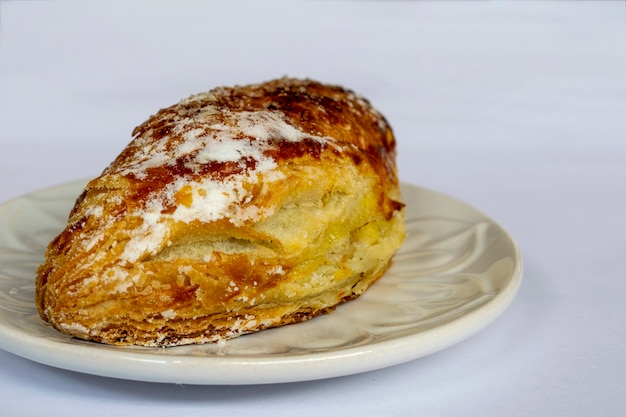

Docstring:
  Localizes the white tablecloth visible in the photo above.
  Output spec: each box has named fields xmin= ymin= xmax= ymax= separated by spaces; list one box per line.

xmin=1 ymin=1 xmax=625 ymax=416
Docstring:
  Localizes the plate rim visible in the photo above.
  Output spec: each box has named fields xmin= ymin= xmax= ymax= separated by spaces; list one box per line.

xmin=0 ymin=180 xmax=523 ymax=385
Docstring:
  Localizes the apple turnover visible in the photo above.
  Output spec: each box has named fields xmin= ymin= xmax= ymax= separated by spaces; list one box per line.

xmin=35 ymin=77 xmax=405 ymax=346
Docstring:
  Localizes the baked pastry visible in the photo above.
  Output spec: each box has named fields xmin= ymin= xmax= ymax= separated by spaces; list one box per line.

xmin=35 ymin=77 xmax=405 ymax=346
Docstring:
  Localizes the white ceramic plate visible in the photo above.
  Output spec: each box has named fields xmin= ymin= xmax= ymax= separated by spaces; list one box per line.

xmin=0 ymin=180 xmax=522 ymax=385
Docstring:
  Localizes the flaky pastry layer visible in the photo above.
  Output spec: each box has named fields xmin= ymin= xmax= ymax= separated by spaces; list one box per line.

xmin=36 ymin=78 xmax=405 ymax=346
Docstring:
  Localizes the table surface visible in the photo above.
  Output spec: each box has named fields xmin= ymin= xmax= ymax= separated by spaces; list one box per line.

xmin=1 ymin=1 xmax=625 ymax=416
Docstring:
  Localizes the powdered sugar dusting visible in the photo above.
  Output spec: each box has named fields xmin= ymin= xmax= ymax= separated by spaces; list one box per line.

xmin=195 ymin=138 xmax=261 ymax=164
xmin=237 ymin=111 xmax=311 ymax=142
xmin=110 ymin=108 xmax=333 ymax=263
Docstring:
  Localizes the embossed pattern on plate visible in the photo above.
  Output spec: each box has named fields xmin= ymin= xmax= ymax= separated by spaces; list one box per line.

xmin=0 ymin=181 xmax=522 ymax=384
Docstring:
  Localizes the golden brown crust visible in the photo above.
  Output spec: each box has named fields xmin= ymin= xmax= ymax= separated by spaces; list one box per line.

xmin=36 ymin=77 xmax=405 ymax=346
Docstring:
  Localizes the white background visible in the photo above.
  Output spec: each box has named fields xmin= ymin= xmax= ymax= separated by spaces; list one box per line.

xmin=1 ymin=1 xmax=625 ymax=416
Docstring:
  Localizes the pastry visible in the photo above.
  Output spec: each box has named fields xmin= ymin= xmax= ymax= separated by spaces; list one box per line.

xmin=35 ymin=77 xmax=405 ymax=346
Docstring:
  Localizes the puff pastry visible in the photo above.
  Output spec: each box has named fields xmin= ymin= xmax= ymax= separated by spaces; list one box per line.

xmin=35 ymin=78 xmax=405 ymax=346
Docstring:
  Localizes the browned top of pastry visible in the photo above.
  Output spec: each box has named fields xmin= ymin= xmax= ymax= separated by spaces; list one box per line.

xmin=105 ymin=77 xmax=398 ymax=204
xmin=44 ymin=77 xmax=402 ymax=271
